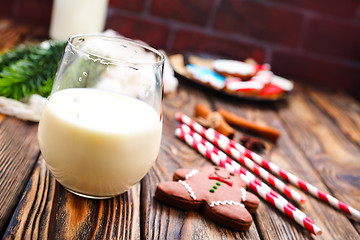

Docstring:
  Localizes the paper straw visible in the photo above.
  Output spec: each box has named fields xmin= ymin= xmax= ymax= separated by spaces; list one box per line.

xmin=176 ymin=111 xmax=360 ymax=222
xmin=178 ymin=124 xmax=312 ymax=222
xmin=175 ymin=126 xmax=322 ymax=235
xmin=176 ymin=112 xmax=305 ymax=204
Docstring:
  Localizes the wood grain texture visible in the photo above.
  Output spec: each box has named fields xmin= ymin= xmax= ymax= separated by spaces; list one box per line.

xmin=0 ymin=117 xmax=40 ymax=236
xmin=0 ymin=114 xmax=6 ymax=124
xmin=306 ymin=87 xmax=360 ymax=146
xmin=3 ymin=158 xmax=141 ymax=240
xmin=0 ymin=19 xmax=48 ymax=52
xmin=0 ymin=80 xmax=359 ymax=239
xmin=274 ymin=85 xmax=360 ymax=239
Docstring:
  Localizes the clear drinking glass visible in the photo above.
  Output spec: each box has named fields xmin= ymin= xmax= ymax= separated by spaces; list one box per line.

xmin=38 ymin=35 xmax=164 ymax=199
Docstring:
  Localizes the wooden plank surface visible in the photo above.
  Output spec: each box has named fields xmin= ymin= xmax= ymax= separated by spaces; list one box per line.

xmin=0 ymin=20 xmax=46 ymax=236
xmin=0 ymin=117 xmax=40 ymax=236
xmin=0 ymin=19 xmax=48 ymax=52
xmin=3 ymin=158 xmax=141 ymax=240
xmin=2 ymin=74 xmax=359 ymax=240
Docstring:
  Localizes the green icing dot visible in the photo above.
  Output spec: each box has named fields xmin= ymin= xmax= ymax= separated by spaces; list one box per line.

xmin=213 ymin=185 xmax=218 ymax=189
xmin=216 ymin=182 xmax=221 ymax=186
xmin=210 ymin=189 xmax=215 ymax=193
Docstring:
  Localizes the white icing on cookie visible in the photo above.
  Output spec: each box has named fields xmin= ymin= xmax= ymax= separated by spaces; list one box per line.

xmin=185 ymin=169 xmax=199 ymax=180
xmin=225 ymin=78 xmax=264 ymax=92
xmin=210 ymin=200 xmax=245 ymax=208
xmin=251 ymin=70 xmax=273 ymax=84
xmin=241 ymin=187 xmax=247 ymax=202
xmin=271 ymin=75 xmax=294 ymax=91
xmin=178 ymin=180 xmax=197 ymax=200
xmin=212 ymin=60 xmax=256 ymax=76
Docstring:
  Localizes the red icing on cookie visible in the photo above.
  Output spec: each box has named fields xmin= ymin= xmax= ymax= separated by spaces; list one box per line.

xmin=208 ymin=173 xmax=233 ymax=186
xmin=259 ymin=83 xmax=284 ymax=96
xmin=255 ymin=63 xmax=270 ymax=73
xmin=225 ymin=78 xmax=264 ymax=93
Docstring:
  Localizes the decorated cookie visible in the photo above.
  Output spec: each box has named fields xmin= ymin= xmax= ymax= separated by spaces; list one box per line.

xmin=257 ymin=74 xmax=294 ymax=99
xmin=224 ymin=70 xmax=293 ymax=100
xmin=258 ymin=83 xmax=285 ymax=99
xmin=185 ymin=64 xmax=226 ymax=89
xmin=254 ymin=63 xmax=271 ymax=73
xmin=212 ymin=59 xmax=257 ymax=79
xmin=224 ymin=70 xmax=272 ymax=94
xmin=155 ymin=166 xmax=260 ymax=231
xmin=224 ymin=78 xmax=264 ymax=94
xmin=251 ymin=70 xmax=273 ymax=85
xmin=271 ymin=75 xmax=294 ymax=92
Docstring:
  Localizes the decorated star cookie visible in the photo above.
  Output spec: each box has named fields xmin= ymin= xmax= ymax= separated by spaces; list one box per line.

xmin=155 ymin=166 xmax=260 ymax=231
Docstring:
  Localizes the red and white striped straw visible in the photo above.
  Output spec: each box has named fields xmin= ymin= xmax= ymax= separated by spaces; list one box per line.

xmin=180 ymin=121 xmax=305 ymax=205
xmin=175 ymin=126 xmax=322 ymax=235
xmin=178 ymin=124 xmax=312 ymax=222
xmin=176 ymin=112 xmax=304 ymax=204
xmin=176 ymin=112 xmax=360 ymax=222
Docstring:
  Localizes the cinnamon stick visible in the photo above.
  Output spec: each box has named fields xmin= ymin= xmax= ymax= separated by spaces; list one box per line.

xmin=194 ymin=104 xmax=235 ymax=139
xmin=218 ymin=109 xmax=281 ymax=142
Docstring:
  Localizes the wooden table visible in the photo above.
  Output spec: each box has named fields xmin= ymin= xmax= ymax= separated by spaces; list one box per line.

xmin=1 ymin=20 xmax=360 ymax=239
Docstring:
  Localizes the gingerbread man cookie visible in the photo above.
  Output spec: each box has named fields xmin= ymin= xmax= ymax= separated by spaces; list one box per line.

xmin=155 ymin=166 xmax=260 ymax=231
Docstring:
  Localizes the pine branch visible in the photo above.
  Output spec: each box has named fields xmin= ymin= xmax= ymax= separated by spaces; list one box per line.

xmin=0 ymin=43 xmax=39 ymax=72
xmin=0 ymin=41 xmax=66 ymax=101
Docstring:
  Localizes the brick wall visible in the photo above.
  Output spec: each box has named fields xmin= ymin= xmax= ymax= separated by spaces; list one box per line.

xmin=0 ymin=0 xmax=52 ymax=24
xmin=2 ymin=0 xmax=360 ymax=97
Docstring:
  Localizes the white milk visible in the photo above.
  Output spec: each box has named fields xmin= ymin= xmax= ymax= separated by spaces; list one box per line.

xmin=38 ymin=88 xmax=162 ymax=197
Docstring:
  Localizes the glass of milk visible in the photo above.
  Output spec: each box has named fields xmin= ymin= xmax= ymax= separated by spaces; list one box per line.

xmin=38 ymin=35 xmax=164 ymax=199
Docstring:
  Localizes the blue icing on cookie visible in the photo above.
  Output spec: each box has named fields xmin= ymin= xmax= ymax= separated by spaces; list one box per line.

xmin=186 ymin=64 xmax=225 ymax=89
